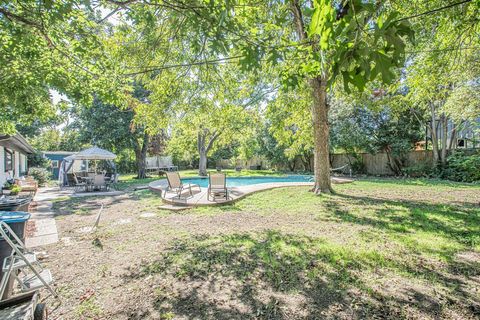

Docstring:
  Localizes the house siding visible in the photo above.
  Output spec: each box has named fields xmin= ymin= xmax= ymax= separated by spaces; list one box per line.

xmin=14 ymin=151 xmax=20 ymax=178
xmin=0 ymin=148 xmax=27 ymax=186
xmin=0 ymin=134 xmax=34 ymax=187
xmin=0 ymin=147 xmax=5 ymax=187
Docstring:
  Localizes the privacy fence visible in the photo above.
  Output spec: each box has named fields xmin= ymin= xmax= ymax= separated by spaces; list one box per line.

xmin=329 ymin=150 xmax=433 ymax=175
xmin=216 ymin=149 xmax=478 ymax=176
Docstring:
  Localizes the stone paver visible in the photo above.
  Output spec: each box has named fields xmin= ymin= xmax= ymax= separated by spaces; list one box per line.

xmin=25 ymin=187 xmax=63 ymax=248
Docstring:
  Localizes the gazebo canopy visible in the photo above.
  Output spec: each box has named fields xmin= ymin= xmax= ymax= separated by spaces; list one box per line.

xmin=58 ymin=146 xmax=117 ymax=187
xmin=72 ymin=146 xmax=116 ymax=160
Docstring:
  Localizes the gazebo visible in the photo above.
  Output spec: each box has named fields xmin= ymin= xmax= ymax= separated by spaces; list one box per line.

xmin=58 ymin=146 xmax=117 ymax=187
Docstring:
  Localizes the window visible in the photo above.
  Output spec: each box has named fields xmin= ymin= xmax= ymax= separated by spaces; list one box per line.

xmin=4 ymin=149 xmax=13 ymax=171
xmin=51 ymin=160 xmax=59 ymax=168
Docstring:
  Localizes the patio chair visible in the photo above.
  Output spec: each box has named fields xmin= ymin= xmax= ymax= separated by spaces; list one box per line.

xmin=207 ymin=172 xmax=228 ymax=201
xmin=93 ymin=174 xmax=106 ymax=191
xmin=73 ymin=174 xmax=87 ymax=192
xmin=165 ymin=172 xmax=200 ymax=199
xmin=105 ymin=173 xmax=119 ymax=190
xmin=66 ymin=173 xmax=76 ymax=187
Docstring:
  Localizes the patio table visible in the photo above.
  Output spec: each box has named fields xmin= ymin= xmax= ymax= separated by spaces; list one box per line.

xmin=79 ymin=176 xmax=94 ymax=192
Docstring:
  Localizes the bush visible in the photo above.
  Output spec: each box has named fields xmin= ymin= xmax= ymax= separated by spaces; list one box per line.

xmin=442 ymin=151 xmax=480 ymax=183
xmin=402 ymin=161 xmax=434 ymax=178
xmin=350 ymin=156 xmax=366 ymax=174
xmin=28 ymin=167 xmax=51 ymax=186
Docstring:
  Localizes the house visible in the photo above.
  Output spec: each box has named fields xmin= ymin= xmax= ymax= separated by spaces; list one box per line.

xmin=427 ymin=117 xmax=480 ymax=150
xmin=42 ymin=151 xmax=86 ymax=179
xmin=0 ymin=133 xmax=35 ymax=187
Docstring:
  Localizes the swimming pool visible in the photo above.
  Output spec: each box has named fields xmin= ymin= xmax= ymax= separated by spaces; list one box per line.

xmin=181 ymin=175 xmax=313 ymax=188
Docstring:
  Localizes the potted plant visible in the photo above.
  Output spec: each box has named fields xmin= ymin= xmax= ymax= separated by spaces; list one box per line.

xmin=2 ymin=179 xmax=21 ymax=195
xmin=10 ymin=185 xmax=22 ymax=196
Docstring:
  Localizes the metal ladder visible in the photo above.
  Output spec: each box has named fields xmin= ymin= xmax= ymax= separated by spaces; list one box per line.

xmin=0 ymin=221 xmax=58 ymax=300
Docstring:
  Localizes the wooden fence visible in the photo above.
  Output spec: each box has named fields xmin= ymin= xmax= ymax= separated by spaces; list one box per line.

xmin=217 ymin=149 xmax=476 ymax=176
xmin=274 ymin=150 xmax=436 ymax=175
xmin=330 ymin=150 xmax=433 ymax=175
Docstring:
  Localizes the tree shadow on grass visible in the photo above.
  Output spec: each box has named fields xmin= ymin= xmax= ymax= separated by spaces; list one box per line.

xmin=321 ymin=193 xmax=480 ymax=315
xmin=354 ymin=177 xmax=480 ymax=189
xmin=323 ymin=193 xmax=480 ymax=249
xmin=119 ymin=230 xmax=476 ymax=319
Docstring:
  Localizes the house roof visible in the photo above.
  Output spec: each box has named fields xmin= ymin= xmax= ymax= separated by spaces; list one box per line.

xmin=42 ymin=151 xmax=77 ymax=155
xmin=0 ymin=133 xmax=35 ymax=154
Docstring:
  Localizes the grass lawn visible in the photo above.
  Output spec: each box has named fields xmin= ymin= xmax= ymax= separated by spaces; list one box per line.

xmin=46 ymin=178 xmax=479 ymax=319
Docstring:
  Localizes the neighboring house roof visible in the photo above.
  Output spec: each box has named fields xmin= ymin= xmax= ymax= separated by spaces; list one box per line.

xmin=0 ymin=133 xmax=35 ymax=154
xmin=42 ymin=151 xmax=77 ymax=156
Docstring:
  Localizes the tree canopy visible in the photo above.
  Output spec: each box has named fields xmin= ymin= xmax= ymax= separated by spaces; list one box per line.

xmin=2 ymin=0 xmax=479 ymax=183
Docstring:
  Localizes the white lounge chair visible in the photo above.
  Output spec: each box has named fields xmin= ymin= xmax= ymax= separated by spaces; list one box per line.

xmin=208 ymin=172 xmax=228 ymax=201
xmin=165 ymin=172 xmax=200 ymax=198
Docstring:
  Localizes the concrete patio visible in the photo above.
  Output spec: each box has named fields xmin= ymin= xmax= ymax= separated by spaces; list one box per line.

xmin=149 ymin=177 xmax=354 ymax=209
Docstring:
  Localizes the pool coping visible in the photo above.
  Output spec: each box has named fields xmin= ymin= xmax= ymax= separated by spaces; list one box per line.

xmin=149 ymin=176 xmax=354 ymax=209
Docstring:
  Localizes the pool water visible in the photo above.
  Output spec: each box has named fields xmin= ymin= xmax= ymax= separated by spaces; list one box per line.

xmin=181 ymin=175 xmax=312 ymax=188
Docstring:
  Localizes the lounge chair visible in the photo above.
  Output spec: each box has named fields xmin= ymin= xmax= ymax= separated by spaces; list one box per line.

xmin=207 ymin=172 xmax=228 ymax=201
xmin=165 ymin=172 xmax=200 ymax=198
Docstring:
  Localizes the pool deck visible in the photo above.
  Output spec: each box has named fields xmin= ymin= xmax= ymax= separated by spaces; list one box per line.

xmin=149 ymin=177 xmax=354 ymax=209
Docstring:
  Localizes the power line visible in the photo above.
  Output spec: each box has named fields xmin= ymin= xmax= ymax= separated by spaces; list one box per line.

xmin=406 ymin=46 xmax=480 ymax=54
xmin=393 ymin=0 xmax=473 ymax=23
xmin=123 ymin=55 xmax=245 ymax=76
xmin=122 ymin=0 xmax=479 ymax=76
xmin=123 ymin=45 xmax=479 ymax=76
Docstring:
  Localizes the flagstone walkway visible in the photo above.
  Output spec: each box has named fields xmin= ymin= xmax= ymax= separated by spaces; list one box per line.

xmin=24 ymin=187 xmax=125 ymax=247
xmin=25 ymin=187 xmax=66 ymax=248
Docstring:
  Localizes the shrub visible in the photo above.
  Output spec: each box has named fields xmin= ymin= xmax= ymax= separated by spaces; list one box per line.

xmin=442 ymin=151 xmax=480 ymax=183
xmin=402 ymin=161 xmax=434 ymax=178
xmin=350 ymin=155 xmax=366 ymax=174
xmin=28 ymin=167 xmax=51 ymax=186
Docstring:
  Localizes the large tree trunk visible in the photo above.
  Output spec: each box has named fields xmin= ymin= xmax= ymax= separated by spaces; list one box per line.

xmin=309 ymin=77 xmax=332 ymax=193
xmin=291 ymin=0 xmax=331 ymax=194
xmin=197 ymin=129 xmax=220 ymax=176
xmin=198 ymin=148 xmax=208 ymax=176
xmin=134 ymin=133 xmax=149 ymax=179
